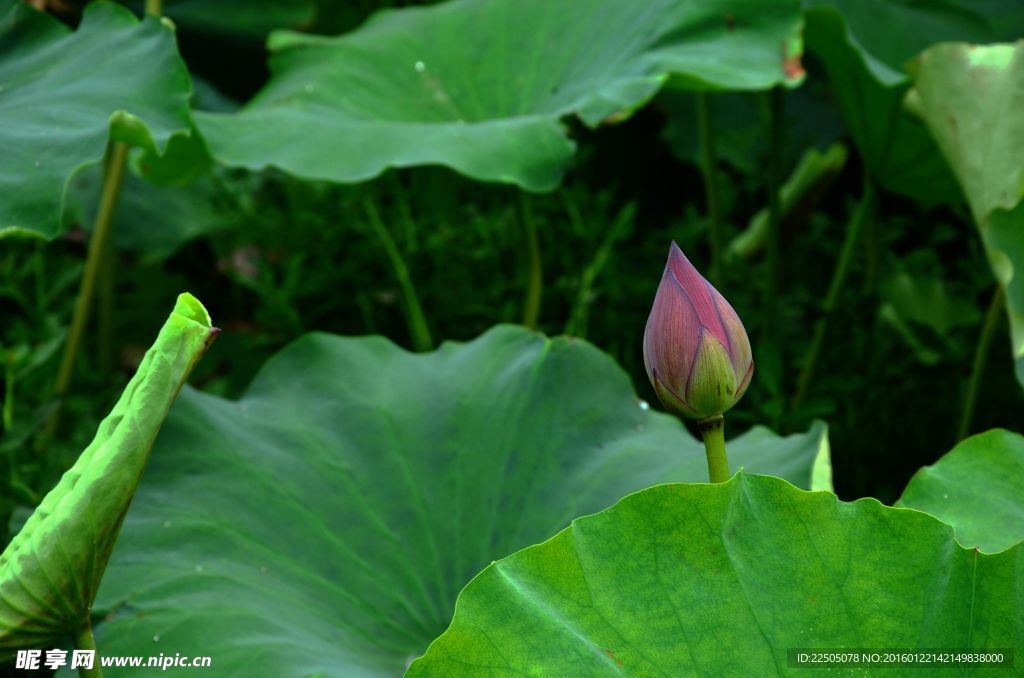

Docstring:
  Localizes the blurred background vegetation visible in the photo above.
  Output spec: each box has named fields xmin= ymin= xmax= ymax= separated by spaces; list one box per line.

xmin=3 ymin=0 xmax=1024 ymax=539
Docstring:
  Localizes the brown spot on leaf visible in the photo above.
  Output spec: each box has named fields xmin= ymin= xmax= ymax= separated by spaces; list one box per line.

xmin=725 ymin=13 xmax=735 ymax=31
xmin=601 ymin=110 xmax=630 ymax=126
xmin=783 ymin=52 xmax=805 ymax=80
xmin=205 ymin=327 xmax=222 ymax=348
xmin=604 ymin=649 xmax=624 ymax=667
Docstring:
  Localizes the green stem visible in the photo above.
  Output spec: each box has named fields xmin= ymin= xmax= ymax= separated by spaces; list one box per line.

xmin=862 ymin=93 xmax=903 ymax=292
xmin=3 ymin=354 xmax=13 ymax=433
xmin=698 ymin=415 xmax=730 ymax=483
xmin=364 ymin=200 xmax=433 ymax=352
xmin=564 ymin=203 xmax=636 ymax=338
xmin=356 ymin=292 xmax=377 ymax=334
xmin=34 ymin=240 xmax=46 ymax=315
xmin=957 ymin=286 xmax=1004 ymax=441
xmin=74 ymin=618 xmax=104 ymax=678
xmin=862 ymin=196 xmax=881 ymax=293
xmin=792 ymin=172 xmax=876 ymax=410
xmin=764 ymin=87 xmax=784 ymax=347
xmin=97 ymin=234 xmax=115 ymax=378
xmin=49 ymin=141 xmax=128 ymax=429
xmin=144 ymin=0 xmax=162 ymax=15
xmin=520 ymin=194 xmax=543 ymax=329
xmin=389 ymin=174 xmax=419 ymax=252
xmin=696 ymin=92 xmax=722 ymax=284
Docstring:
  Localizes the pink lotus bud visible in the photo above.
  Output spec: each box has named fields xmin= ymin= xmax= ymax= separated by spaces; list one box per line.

xmin=643 ymin=242 xmax=753 ymax=420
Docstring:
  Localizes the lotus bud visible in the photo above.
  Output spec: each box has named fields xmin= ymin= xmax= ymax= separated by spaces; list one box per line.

xmin=643 ymin=242 xmax=753 ymax=421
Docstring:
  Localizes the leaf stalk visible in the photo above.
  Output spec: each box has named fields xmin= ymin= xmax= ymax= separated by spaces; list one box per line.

xmin=364 ymin=200 xmax=433 ymax=352
xmin=520 ymin=194 xmax=543 ymax=329
xmin=792 ymin=171 xmax=876 ymax=410
xmin=764 ymin=87 xmax=784 ymax=349
xmin=73 ymin=618 xmax=104 ymax=678
xmin=47 ymin=141 xmax=129 ymax=440
xmin=957 ymin=286 xmax=1004 ymax=441
xmin=696 ymin=92 xmax=722 ymax=284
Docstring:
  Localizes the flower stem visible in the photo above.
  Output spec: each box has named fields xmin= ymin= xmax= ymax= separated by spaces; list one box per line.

xmin=520 ymin=194 xmax=543 ymax=329
xmin=792 ymin=171 xmax=876 ymax=410
xmin=696 ymin=92 xmax=722 ymax=284
xmin=957 ymin=286 xmax=1004 ymax=441
xmin=74 ymin=618 xmax=104 ymax=678
xmin=698 ymin=415 xmax=730 ymax=483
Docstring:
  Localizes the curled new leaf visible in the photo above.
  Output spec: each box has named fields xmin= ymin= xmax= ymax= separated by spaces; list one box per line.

xmin=0 ymin=294 xmax=217 ymax=654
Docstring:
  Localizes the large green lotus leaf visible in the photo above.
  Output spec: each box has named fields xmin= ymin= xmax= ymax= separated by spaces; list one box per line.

xmin=409 ymin=473 xmax=1023 ymax=675
xmin=802 ymin=7 xmax=960 ymax=204
xmin=131 ymin=76 xmax=238 ymax=187
xmin=803 ymin=1 xmax=999 ymax=83
xmin=91 ymin=326 xmax=826 ymax=676
xmin=0 ymin=0 xmax=195 ymax=239
xmin=908 ymin=43 xmax=1024 ymax=223
xmin=907 ymin=43 xmax=1024 ymax=385
xmin=195 ymin=0 xmax=804 ymax=191
xmin=801 ymin=2 xmax=1024 ymax=203
xmin=0 ymin=294 xmax=216 ymax=655
xmin=898 ymin=430 xmax=1024 ymax=554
